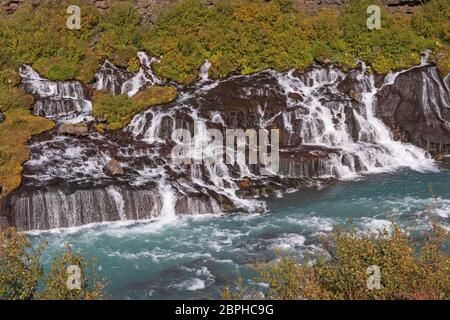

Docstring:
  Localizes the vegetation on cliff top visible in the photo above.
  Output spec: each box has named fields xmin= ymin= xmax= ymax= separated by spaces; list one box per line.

xmin=93 ymin=86 xmax=177 ymax=130
xmin=224 ymin=220 xmax=450 ymax=300
xmin=146 ymin=0 xmax=449 ymax=82
xmin=0 ymin=228 xmax=105 ymax=300
xmin=0 ymin=0 xmax=448 ymax=83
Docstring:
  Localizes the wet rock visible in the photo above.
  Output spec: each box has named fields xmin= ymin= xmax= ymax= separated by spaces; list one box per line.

xmin=375 ymin=65 xmax=450 ymax=155
xmin=337 ymin=69 xmax=364 ymax=102
xmin=58 ymin=122 xmax=89 ymax=137
xmin=288 ymin=92 xmax=303 ymax=102
xmin=103 ymin=159 xmax=125 ymax=176
xmin=348 ymin=89 xmax=362 ymax=103
xmin=437 ymin=154 xmax=450 ymax=169
xmin=238 ymin=178 xmax=251 ymax=189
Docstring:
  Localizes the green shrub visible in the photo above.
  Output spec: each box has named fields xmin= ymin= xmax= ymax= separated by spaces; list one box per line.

xmin=1 ymin=0 xmax=448 ymax=82
xmin=0 ymin=109 xmax=54 ymax=195
xmin=0 ymin=228 xmax=105 ymax=300
xmin=224 ymin=221 xmax=449 ymax=300
xmin=0 ymin=0 xmax=100 ymax=82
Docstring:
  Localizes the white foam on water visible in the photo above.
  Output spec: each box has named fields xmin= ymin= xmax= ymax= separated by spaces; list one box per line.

xmin=106 ymin=186 xmax=127 ymax=220
xmin=359 ymin=218 xmax=392 ymax=234
xmin=269 ymin=233 xmax=306 ymax=250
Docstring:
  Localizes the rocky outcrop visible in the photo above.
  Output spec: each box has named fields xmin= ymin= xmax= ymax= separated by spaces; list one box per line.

xmin=58 ymin=122 xmax=89 ymax=137
xmin=375 ymin=65 xmax=450 ymax=155
xmin=103 ymin=158 xmax=125 ymax=176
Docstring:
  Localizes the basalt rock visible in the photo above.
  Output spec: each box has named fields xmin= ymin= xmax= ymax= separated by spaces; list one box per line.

xmin=103 ymin=158 xmax=125 ymax=176
xmin=58 ymin=122 xmax=89 ymax=137
xmin=375 ymin=65 xmax=450 ymax=155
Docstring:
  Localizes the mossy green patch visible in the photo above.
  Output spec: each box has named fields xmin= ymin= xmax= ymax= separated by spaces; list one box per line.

xmin=92 ymin=86 xmax=177 ymax=130
xmin=0 ymin=109 xmax=54 ymax=195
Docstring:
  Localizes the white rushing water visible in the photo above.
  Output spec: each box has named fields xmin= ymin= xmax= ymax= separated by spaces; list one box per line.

xmin=19 ymin=65 xmax=93 ymax=123
xmin=275 ymin=63 xmax=437 ymax=178
xmin=92 ymin=51 xmax=162 ymax=97
xmin=14 ymin=52 xmax=446 ymax=230
xmin=121 ymin=52 xmax=162 ymax=96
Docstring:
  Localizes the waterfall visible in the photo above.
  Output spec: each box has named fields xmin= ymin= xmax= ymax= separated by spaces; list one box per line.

xmin=19 ymin=65 xmax=92 ymax=123
xmin=93 ymin=52 xmax=162 ymax=97
xmin=157 ymin=177 xmax=177 ymax=221
xmin=7 ymin=54 xmax=446 ymax=231
xmin=199 ymin=60 xmax=212 ymax=82
xmin=107 ymin=186 xmax=126 ymax=220
xmin=92 ymin=60 xmax=133 ymax=95
xmin=121 ymin=52 xmax=162 ymax=96
xmin=275 ymin=64 xmax=436 ymax=178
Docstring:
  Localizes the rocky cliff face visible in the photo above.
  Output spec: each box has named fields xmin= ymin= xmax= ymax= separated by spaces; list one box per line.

xmin=375 ymin=65 xmax=450 ymax=155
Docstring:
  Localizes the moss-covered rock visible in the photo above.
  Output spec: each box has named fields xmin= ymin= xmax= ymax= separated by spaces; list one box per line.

xmin=0 ymin=109 xmax=54 ymax=195
xmin=92 ymin=86 xmax=177 ymax=130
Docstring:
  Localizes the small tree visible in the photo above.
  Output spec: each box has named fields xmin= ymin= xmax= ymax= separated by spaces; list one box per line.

xmin=38 ymin=245 xmax=105 ymax=300
xmin=0 ymin=228 xmax=106 ymax=300
xmin=0 ymin=228 xmax=44 ymax=300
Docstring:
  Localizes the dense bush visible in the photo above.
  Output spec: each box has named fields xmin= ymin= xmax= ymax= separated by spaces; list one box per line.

xmin=146 ymin=0 xmax=449 ymax=82
xmin=0 ymin=0 xmax=100 ymax=82
xmin=0 ymin=0 xmax=448 ymax=82
xmin=223 ymin=221 xmax=449 ymax=300
xmin=0 ymin=0 xmax=146 ymax=82
xmin=0 ymin=228 xmax=105 ymax=300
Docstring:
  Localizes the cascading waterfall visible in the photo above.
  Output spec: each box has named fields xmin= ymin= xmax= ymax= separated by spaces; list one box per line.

xmin=93 ymin=51 xmax=162 ymax=97
xmin=92 ymin=60 xmax=133 ymax=95
xmin=19 ymin=65 xmax=92 ymax=123
xmin=199 ymin=60 xmax=212 ymax=82
xmin=121 ymin=52 xmax=162 ymax=96
xmin=106 ymin=186 xmax=126 ymax=221
xmin=157 ymin=177 xmax=177 ymax=222
xmin=5 ymin=52 xmax=446 ymax=231
xmin=275 ymin=64 xmax=436 ymax=178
